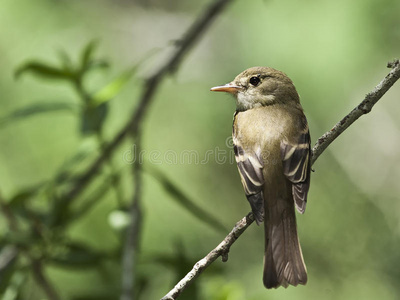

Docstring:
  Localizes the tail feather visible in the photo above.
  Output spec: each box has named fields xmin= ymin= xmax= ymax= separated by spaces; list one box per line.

xmin=263 ymin=195 xmax=307 ymax=289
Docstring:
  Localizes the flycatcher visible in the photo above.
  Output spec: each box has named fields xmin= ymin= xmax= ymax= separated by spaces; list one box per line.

xmin=210 ymin=67 xmax=311 ymax=288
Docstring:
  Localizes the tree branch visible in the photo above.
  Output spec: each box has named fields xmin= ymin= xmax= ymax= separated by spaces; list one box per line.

xmin=160 ymin=59 xmax=400 ymax=299
xmin=121 ymin=134 xmax=144 ymax=300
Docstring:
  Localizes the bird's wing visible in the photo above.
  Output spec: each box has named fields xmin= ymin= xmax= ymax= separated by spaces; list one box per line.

xmin=280 ymin=127 xmax=311 ymax=214
xmin=233 ymin=141 xmax=265 ymax=224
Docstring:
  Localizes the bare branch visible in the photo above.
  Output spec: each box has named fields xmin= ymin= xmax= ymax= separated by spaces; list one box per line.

xmin=311 ymin=59 xmax=400 ymax=165
xmin=160 ymin=59 xmax=400 ymax=299
xmin=121 ymin=134 xmax=144 ymax=300
xmin=161 ymin=213 xmax=255 ymax=300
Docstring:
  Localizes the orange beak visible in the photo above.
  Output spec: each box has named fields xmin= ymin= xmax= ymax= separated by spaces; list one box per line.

xmin=210 ymin=82 xmax=242 ymax=94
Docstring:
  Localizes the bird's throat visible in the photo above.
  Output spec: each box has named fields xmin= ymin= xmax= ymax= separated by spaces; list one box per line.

xmin=235 ymin=92 xmax=276 ymax=111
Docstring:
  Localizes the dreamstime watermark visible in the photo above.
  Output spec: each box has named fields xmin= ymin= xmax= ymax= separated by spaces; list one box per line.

xmin=122 ymin=136 xmax=275 ymax=165
xmin=123 ymin=137 xmax=234 ymax=165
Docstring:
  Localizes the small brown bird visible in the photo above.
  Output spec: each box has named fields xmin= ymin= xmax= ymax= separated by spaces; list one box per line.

xmin=210 ymin=67 xmax=311 ymax=289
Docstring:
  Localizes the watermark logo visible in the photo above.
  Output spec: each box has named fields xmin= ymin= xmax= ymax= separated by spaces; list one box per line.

xmin=122 ymin=136 xmax=277 ymax=165
xmin=122 ymin=136 xmax=236 ymax=165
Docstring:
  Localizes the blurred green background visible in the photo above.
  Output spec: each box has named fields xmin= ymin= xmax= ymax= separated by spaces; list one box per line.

xmin=1 ymin=0 xmax=400 ymax=299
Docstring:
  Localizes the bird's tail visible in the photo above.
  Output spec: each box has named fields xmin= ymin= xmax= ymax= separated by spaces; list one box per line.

xmin=263 ymin=195 xmax=307 ymax=288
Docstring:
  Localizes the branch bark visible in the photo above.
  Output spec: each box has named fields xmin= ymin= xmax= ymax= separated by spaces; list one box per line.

xmin=160 ymin=59 xmax=400 ymax=300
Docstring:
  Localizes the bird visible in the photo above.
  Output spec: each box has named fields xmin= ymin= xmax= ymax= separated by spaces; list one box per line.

xmin=210 ymin=67 xmax=311 ymax=289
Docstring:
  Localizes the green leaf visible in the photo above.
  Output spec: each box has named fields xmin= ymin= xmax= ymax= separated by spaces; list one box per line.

xmin=91 ymin=67 xmax=136 ymax=107
xmin=57 ymin=49 xmax=74 ymax=73
xmin=14 ymin=61 xmax=73 ymax=81
xmin=0 ymin=246 xmax=19 ymax=295
xmin=67 ymin=170 xmax=123 ymax=225
xmin=2 ymin=231 xmax=36 ymax=247
xmin=80 ymin=102 xmax=108 ymax=134
xmin=49 ymin=242 xmax=106 ymax=269
xmin=1 ymin=269 xmax=26 ymax=300
xmin=147 ymin=167 xmax=228 ymax=233
xmin=0 ymin=102 xmax=79 ymax=128
xmin=80 ymin=39 xmax=99 ymax=70
xmin=5 ymin=183 xmax=47 ymax=223
xmin=79 ymin=40 xmax=110 ymax=76
xmin=86 ymin=59 xmax=110 ymax=72
xmin=8 ymin=183 xmax=46 ymax=209
xmin=53 ymin=139 xmax=99 ymax=185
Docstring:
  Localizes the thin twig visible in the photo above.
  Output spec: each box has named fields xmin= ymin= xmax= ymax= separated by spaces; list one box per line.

xmin=160 ymin=59 xmax=400 ymax=299
xmin=31 ymin=260 xmax=61 ymax=300
xmin=311 ymin=59 xmax=400 ymax=165
xmin=0 ymin=193 xmax=19 ymax=232
xmin=121 ymin=134 xmax=143 ymax=300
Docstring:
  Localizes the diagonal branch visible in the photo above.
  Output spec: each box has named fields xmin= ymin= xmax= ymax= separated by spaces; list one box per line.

xmin=160 ymin=59 xmax=400 ymax=300
xmin=311 ymin=59 xmax=400 ymax=165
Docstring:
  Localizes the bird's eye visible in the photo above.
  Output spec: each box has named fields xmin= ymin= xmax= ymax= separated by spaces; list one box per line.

xmin=249 ymin=76 xmax=261 ymax=86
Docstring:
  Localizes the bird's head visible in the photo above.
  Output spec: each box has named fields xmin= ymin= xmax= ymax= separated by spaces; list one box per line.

xmin=210 ymin=66 xmax=300 ymax=111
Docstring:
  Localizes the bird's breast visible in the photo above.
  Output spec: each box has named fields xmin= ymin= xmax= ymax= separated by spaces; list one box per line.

xmin=233 ymin=106 xmax=292 ymax=156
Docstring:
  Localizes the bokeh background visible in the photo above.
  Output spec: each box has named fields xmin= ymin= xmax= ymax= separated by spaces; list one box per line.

xmin=1 ymin=0 xmax=400 ymax=299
